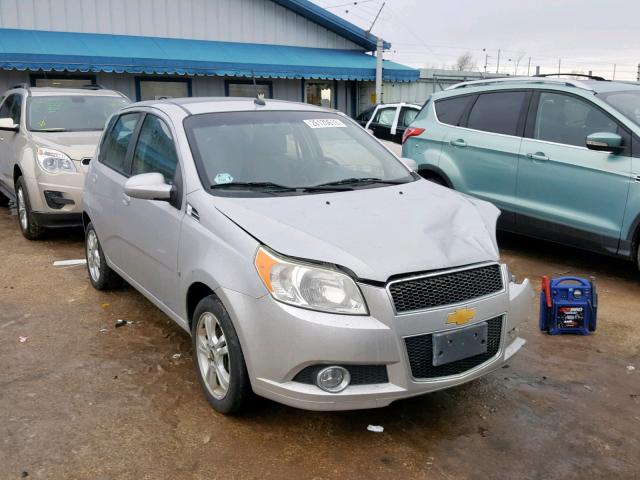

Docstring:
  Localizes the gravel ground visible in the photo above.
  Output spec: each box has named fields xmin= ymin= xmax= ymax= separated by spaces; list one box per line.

xmin=0 ymin=204 xmax=639 ymax=480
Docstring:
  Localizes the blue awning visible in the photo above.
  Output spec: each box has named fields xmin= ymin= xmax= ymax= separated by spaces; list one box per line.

xmin=0 ymin=29 xmax=419 ymax=82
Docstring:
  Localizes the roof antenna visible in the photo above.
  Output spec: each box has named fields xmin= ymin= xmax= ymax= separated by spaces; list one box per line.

xmin=252 ymin=70 xmax=266 ymax=106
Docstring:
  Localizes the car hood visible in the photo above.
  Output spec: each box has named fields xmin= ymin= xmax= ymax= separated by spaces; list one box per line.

xmin=213 ymin=180 xmax=501 ymax=283
xmin=30 ymin=131 xmax=102 ymax=161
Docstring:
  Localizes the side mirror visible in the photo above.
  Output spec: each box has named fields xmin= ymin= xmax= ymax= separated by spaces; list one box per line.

xmin=0 ymin=117 xmax=18 ymax=132
xmin=400 ymin=157 xmax=418 ymax=172
xmin=586 ymin=132 xmax=623 ymax=153
xmin=124 ymin=173 xmax=172 ymax=201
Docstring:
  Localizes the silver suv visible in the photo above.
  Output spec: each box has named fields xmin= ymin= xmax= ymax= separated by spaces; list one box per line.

xmin=82 ymin=97 xmax=533 ymax=413
xmin=0 ymin=85 xmax=129 ymax=239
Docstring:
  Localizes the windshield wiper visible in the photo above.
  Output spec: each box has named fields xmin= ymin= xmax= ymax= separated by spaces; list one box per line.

xmin=30 ymin=127 xmax=67 ymax=132
xmin=210 ymin=182 xmax=298 ymax=192
xmin=313 ymin=177 xmax=406 ymax=187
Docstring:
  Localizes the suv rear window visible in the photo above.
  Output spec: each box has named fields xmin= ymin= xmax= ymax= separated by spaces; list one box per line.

xmin=467 ymin=91 xmax=527 ymax=136
xmin=435 ymin=96 xmax=474 ymax=126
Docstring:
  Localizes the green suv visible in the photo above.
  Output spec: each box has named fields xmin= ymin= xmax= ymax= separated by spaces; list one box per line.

xmin=402 ymin=76 xmax=640 ymax=270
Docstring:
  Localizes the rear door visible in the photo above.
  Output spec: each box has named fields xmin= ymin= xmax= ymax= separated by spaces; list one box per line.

xmin=438 ymin=90 xmax=530 ymax=229
xmin=368 ymin=105 xmax=398 ymax=141
xmin=394 ymin=106 xmax=419 ymax=144
xmin=117 ymin=113 xmax=184 ymax=313
xmin=515 ymin=90 xmax=632 ymax=253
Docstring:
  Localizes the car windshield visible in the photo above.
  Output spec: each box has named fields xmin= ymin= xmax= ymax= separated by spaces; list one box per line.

xmin=184 ymin=110 xmax=416 ymax=196
xmin=599 ymin=90 xmax=640 ymax=127
xmin=27 ymin=95 xmax=130 ymax=132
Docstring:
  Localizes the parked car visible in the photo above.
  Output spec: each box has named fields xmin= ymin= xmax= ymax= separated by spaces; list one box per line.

xmin=356 ymin=102 xmax=420 ymax=144
xmin=0 ymin=85 xmax=130 ymax=239
xmin=403 ymin=76 xmax=640 ymax=270
xmin=82 ymin=97 xmax=532 ymax=413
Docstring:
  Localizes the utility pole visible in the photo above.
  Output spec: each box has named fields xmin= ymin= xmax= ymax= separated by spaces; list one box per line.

xmin=496 ymin=49 xmax=501 ymax=74
xmin=558 ymin=58 xmax=561 ymax=74
xmin=613 ymin=64 xmax=616 ymax=80
xmin=527 ymin=57 xmax=531 ymax=76
xmin=375 ymin=38 xmax=383 ymax=105
xmin=484 ymin=53 xmax=489 ymax=72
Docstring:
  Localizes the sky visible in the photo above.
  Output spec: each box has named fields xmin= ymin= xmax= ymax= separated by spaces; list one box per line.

xmin=311 ymin=0 xmax=640 ymax=81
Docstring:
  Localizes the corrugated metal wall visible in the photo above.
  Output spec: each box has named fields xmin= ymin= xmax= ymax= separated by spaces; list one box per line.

xmin=0 ymin=0 xmax=362 ymax=50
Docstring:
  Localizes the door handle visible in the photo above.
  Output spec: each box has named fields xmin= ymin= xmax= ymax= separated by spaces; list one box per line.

xmin=526 ymin=152 xmax=549 ymax=162
xmin=122 ymin=194 xmax=131 ymax=206
xmin=450 ymin=139 xmax=467 ymax=148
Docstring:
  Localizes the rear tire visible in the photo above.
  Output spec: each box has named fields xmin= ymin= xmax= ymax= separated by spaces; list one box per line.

xmin=15 ymin=177 xmax=44 ymax=240
xmin=85 ymin=222 xmax=121 ymax=290
xmin=192 ymin=295 xmax=250 ymax=414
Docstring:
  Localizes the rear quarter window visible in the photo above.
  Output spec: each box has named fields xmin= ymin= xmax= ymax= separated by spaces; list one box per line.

xmin=434 ymin=95 xmax=474 ymax=126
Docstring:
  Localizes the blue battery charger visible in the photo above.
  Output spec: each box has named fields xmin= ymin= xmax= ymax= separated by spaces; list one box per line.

xmin=539 ymin=276 xmax=598 ymax=335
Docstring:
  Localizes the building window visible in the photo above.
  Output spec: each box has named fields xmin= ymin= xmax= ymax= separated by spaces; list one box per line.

xmin=305 ymin=81 xmax=334 ymax=108
xmin=136 ymin=77 xmax=192 ymax=101
xmin=225 ymin=80 xmax=272 ymax=99
xmin=30 ymin=74 xmax=96 ymax=88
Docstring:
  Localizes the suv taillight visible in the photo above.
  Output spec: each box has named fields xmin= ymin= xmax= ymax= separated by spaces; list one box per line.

xmin=402 ymin=127 xmax=425 ymax=144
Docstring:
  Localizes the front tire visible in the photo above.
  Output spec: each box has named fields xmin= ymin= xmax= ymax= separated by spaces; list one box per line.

xmin=192 ymin=295 xmax=250 ymax=414
xmin=15 ymin=177 xmax=44 ymax=240
xmin=85 ymin=222 xmax=121 ymax=290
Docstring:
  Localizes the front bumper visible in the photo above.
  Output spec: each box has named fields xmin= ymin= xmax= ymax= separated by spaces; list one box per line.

xmin=24 ymin=161 xmax=87 ymax=217
xmin=218 ymin=265 xmax=533 ymax=411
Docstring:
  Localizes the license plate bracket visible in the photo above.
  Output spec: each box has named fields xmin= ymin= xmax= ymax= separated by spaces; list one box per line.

xmin=432 ymin=322 xmax=488 ymax=366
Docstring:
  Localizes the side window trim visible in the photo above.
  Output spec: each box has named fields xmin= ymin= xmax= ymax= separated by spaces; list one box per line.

xmin=524 ymin=89 xmax=630 ymax=155
xmin=124 ymin=112 xmax=146 ymax=177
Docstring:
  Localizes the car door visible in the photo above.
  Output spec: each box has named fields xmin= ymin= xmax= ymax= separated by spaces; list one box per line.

xmin=88 ymin=112 xmax=142 ymax=269
xmin=118 ymin=113 xmax=184 ymax=313
xmin=0 ymin=94 xmax=21 ymax=189
xmin=439 ymin=90 xmax=530 ymax=229
xmin=394 ymin=106 xmax=419 ymax=144
xmin=368 ymin=105 xmax=398 ymax=141
xmin=515 ymin=90 xmax=632 ymax=253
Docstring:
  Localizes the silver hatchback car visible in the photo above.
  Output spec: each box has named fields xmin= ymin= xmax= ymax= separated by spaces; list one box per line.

xmin=82 ymin=97 xmax=533 ymax=413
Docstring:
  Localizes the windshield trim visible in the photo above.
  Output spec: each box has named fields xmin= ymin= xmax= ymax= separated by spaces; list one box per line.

xmin=25 ymin=95 xmax=129 ymax=133
xmin=183 ymin=109 xmax=416 ymax=198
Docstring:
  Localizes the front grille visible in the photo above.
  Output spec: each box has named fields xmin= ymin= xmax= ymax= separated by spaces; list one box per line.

xmin=293 ymin=365 xmax=388 ymax=385
xmin=405 ymin=316 xmax=503 ymax=379
xmin=389 ymin=264 xmax=503 ymax=313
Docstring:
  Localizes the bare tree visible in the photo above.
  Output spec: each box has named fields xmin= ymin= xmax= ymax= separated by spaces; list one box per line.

xmin=455 ymin=52 xmax=476 ymax=72
xmin=513 ymin=50 xmax=526 ymax=76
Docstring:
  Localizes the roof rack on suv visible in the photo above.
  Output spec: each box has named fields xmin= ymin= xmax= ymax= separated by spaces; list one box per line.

xmin=10 ymin=83 xmax=30 ymax=90
xmin=446 ymin=76 xmax=595 ymax=92
xmin=535 ymin=73 xmax=607 ymax=81
xmin=80 ymin=84 xmax=105 ymax=90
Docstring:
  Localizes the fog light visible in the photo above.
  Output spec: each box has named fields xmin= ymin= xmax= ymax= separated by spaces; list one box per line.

xmin=316 ymin=366 xmax=350 ymax=393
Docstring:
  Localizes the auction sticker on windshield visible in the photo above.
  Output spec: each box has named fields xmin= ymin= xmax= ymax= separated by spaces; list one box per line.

xmin=303 ymin=119 xmax=346 ymax=129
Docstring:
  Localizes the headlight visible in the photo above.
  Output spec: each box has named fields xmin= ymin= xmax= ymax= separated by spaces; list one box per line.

xmin=254 ymin=247 xmax=368 ymax=315
xmin=36 ymin=148 xmax=77 ymax=174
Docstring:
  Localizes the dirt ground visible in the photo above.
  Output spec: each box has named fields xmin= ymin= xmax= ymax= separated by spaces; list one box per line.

xmin=1 ymin=203 xmax=639 ymax=480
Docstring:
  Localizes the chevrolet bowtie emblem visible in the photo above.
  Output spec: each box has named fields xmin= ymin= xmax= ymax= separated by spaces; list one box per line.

xmin=447 ymin=308 xmax=476 ymax=326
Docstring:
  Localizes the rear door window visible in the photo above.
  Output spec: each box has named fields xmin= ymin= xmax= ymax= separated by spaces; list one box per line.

xmin=0 ymin=94 xmax=21 ymax=124
xmin=99 ymin=113 xmax=141 ymax=175
xmin=399 ymin=107 xmax=419 ymax=127
xmin=131 ymin=115 xmax=179 ymax=183
xmin=435 ymin=95 xmax=474 ymax=126
xmin=467 ymin=91 xmax=528 ymax=136
xmin=533 ymin=92 xmax=618 ymax=147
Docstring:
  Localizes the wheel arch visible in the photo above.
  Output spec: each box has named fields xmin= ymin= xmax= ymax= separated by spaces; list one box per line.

xmin=13 ymin=164 xmax=22 ymax=184
xmin=417 ymin=164 xmax=453 ymax=188
xmin=186 ymin=282 xmax=216 ymax=328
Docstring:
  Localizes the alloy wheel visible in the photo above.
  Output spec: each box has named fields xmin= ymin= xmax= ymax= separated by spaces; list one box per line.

xmin=196 ymin=311 xmax=231 ymax=400
xmin=17 ymin=187 xmax=28 ymax=231
xmin=86 ymin=229 xmax=101 ymax=283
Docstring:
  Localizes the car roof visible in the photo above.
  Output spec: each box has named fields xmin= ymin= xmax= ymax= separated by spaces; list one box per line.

xmin=124 ymin=97 xmax=347 ymax=116
xmin=3 ymin=86 xmax=125 ymax=97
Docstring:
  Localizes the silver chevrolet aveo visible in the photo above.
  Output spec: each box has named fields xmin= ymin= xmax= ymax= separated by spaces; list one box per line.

xmin=82 ymin=97 xmax=533 ymax=414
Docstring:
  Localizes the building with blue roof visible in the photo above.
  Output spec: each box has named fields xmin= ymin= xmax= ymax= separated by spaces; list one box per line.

xmin=0 ymin=0 xmax=418 ymax=115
